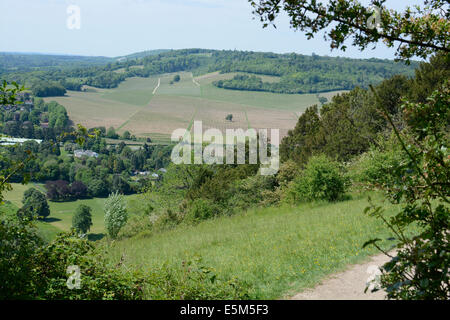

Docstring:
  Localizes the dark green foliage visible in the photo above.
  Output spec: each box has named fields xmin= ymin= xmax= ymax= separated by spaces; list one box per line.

xmin=106 ymin=126 xmax=119 ymax=139
xmin=213 ymin=54 xmax=416 ymax=94
xmin=173 ymin=74 xmax=181 ymax=82
xmin=184 ymin=198 xmax=219 ymax=224
xmin=18 ymin=188 xmax=50 ymax=220
xmin=121 ymin=130 xmax=131 ymax=140
xmin=32 ymin=81 xmax=66 ymax=97
xmin=0 ymin=98 xmax=69 ymax=140
xmin=72 ymin=204 xmax=93 ymax=234
xmin=249 ymin=0 xmax=448 ymax=61
xmin=0 ymin=218 xmax=146 ymax=299
xmin=0 ymin=216 xmax=43 ymax=299
xmin=1 ymin=49 xmax=417 ymax=94
xmin=364 ymin=82 xmax=450 ymax=300
xmin=145 ymin=256 xmax=250 ymax=300
xmin=280 ymin=105 xmax=321 ymax=164
xmin=284 ymin=155 xmax=347 ymax=203
xmin=1 ymin=137 xmax=172 ymax=201
xmin=349 ymin=134 xmax=405 ymax=188
xmin=280 ymin=73 xmax=413 ymax=165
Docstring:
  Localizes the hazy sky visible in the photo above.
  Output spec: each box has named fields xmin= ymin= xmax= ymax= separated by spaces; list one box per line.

xmin=1 ymin=0 xmax=424 ymax=59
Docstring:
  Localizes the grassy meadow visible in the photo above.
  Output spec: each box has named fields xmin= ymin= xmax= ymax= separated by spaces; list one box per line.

xmin=44 ymin=72 xmax=345 ymax=141
xmin=3 ymin=183 xmax=140 ymax=240
xmin=106 ymin=193 xmax=400 ymax=299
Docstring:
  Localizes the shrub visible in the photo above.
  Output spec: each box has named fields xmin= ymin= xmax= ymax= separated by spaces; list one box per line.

xmin=229 ymin=175 xmax=277 ymax=211
xmin=365 ymin=84 xmax=450 ymax=300
xmin=348 ymin=134 xmax=404 ymax=188
xmin=145 ymin=256 xmax=250 ymax=299
xmin=284 ymin=155 xmax=347 ymax=203
xmin=0 ymin=217 xmax=145 ymax=299
xmin=184 ymin=198 xmax=219 ymax=224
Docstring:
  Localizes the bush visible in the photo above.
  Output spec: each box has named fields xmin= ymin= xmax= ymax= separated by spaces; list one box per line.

xmin=0 ymin=216 xmax=145 ymax=299
xmin=284 ymin=155 xmax=347 ymax=203
xmin=145 ymin=256 xmax=250 ymax=299
xmin=229 ymin=175 xmax=277 ymax=211
xmin=348 ymin=134 xmax=404 ymax=188
xmin=184 ymin=198 xmax=219 ymax=224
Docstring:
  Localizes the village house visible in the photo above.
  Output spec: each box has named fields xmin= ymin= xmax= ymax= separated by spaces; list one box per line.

xmin=73 ymin=149 xmax=99 ymax=158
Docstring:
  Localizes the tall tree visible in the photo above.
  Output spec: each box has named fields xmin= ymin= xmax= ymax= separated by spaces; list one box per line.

xmin=104 ymin=191 xmax=128 ymax=239
xmin=72 ymin=204 xmax=93 ymax=234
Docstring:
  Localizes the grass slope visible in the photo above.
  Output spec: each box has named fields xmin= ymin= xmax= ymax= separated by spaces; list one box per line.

xmin=107 ymin=193 xmax=399 ymax=299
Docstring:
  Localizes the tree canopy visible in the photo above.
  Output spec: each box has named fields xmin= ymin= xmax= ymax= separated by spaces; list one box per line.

xmin=249 ymin=0 xmax=449 ymax=61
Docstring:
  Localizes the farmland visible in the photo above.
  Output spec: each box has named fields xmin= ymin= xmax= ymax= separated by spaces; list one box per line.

xmin=45 ymin=71 xmax=344 ymax=141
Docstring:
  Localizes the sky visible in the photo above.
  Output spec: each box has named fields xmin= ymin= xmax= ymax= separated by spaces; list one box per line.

xmin=0 ymin=0 xmax=424 ymax=59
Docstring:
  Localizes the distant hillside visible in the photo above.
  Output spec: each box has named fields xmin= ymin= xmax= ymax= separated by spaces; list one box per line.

xmin=114 ymin=49 xmax=171 ymax=62
xmin=0 ymin=52 xmax=112 ymax=74
xmin=1 ymin=48 xmax=419 ymax=95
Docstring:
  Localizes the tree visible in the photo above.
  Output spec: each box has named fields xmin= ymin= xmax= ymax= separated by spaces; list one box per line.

xmin=173 ymin=74 xmax=181 ymax=82
xmin=70 ymin=181 xmax=88 ymax=199
xmin=284 ymin=155 xmax=347 ymax=203
xmin=88 ymin=178 xmax=109 ymax=197
xmin=72 ymin=204 xmax=93 ymax=234
xmin=121 ymin=130 xmax=131 ymax=140
xmin=226 ymin=114 xmax=233 ymax=122
xmin=104 ymin=191 xmax=128 ymax=239
xmin=106 ymin=127 xmax=119 ymax=139
xmin=249 ymin=0 xmax=449 ymax=61
xmin=45 ymin=180 xmax=71 ymax=201
xmin=318 ymin=96 xmax=328 ymax=106
xmin=279 ymin=105 xmax=321 ymax=164
xmin=18 ymin=188 xmax=50 ymax=220
xmin=364 ymin=83 xmax=449 ymax=299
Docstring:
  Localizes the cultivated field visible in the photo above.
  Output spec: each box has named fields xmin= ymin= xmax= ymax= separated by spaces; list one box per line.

xmin=45 ymin=72 xmax=345 ymax=142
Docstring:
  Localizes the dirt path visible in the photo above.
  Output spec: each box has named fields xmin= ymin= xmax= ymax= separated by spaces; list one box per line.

xmin=152 ymin=78 xmax=161 ymax=94
xmin=192 ymin=76 xmax=200 ymax=87
xmin=291 ymin=253 xmax=390 ymax=300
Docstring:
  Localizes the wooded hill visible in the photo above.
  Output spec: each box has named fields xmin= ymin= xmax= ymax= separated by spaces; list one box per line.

xmin=0 ymin=49 xmax=418 ymax=96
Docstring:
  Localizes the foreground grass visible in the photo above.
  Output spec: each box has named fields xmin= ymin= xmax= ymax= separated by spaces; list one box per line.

xmin=106 ymin=193 xmax=398 ymax=299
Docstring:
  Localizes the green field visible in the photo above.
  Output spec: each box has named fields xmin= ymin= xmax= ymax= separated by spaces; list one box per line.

xmin=3 ymin=183 xmax=139 ymax=240
xmin=44 ymin=73 xmax=345 ymax=141
xmin=106 ymin=193 xmax=399 ymax=299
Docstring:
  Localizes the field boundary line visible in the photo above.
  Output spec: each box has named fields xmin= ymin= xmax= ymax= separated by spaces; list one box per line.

xmin=118 ymin=80 xmax=159 ymax=131
xmin=184 ymin=107 xmax=199 ymax=141
xmin=117 ymin=108 xmax=142 ymax=131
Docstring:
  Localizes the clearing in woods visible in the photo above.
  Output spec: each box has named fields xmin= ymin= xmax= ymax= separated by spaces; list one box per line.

xmin=45 ymin=72 xmax=345 ymax=141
